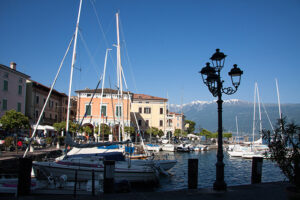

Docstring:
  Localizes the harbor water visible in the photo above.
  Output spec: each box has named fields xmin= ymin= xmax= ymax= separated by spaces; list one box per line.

xmin=156 ymin=150 xmax=285 ymax=191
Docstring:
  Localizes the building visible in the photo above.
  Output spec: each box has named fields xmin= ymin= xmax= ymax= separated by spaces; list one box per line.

xmin=25 ymin=80 xmax=76 ymax=125
xmin=131 ymin=93 xmax=168 ymax=136
xmin=167 ymin=112 xmax=185 ymax=136
xmin=75 ymin=88 xmax=132 ymax=139
xmin=0 ymin=62 xmax=30 ymax=117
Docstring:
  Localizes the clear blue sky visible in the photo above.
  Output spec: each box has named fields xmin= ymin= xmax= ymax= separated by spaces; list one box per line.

xmin=1 ymin=0 xmax=300 ymax=105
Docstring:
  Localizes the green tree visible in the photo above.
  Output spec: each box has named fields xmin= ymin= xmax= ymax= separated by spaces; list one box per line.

xmin=200 ymin=128 xmax=213 ymax=138
xmin=53 ymin=121 xmax=79 ymax=134
xmin=223 ymin=132 xmax=233 ymax=139
xmin=174 ymin=129 xmax=182 ymax=137
xmin=0 ymin=110 xmax=30 ymax=133
xmin=83 ymin=126 xmax=92 ymax=136
xmin=124 ymin=126 xmax=135 ymax=137
xmin=185 ymin=120 xmax=196 ymax=134
xmin=146 ymin=127 xmax=160 ymax=136
xmin=95 ymin=124 xmax=111 ymax=136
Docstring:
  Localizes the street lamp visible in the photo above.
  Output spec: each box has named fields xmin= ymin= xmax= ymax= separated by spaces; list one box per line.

xmin=199 ymin=49 xmax=243 ymax=190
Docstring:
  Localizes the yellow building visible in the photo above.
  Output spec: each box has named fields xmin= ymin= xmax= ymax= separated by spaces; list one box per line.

xmin=131 ymin=94 xmax=168 ymax=136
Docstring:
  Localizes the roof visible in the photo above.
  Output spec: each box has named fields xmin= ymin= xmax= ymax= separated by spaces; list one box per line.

xmin=75 ymin=88 xmax=132 ymax=95
xmin=169 ymin=112 xmax=184 ymax=116
xmin=29 ymin=80 xmax=67 ymax=97
xmin=0 ymin=64 xmax=30 ymax=79
xmin=133 ymin=94 xmax=168 ymax=102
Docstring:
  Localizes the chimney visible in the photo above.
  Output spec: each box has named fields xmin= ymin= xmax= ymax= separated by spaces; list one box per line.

xmin=10 ymin=62 xmax=16 ymax=70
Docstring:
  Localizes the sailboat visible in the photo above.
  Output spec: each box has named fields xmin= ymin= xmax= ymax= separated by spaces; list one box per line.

xmin=31 ymin=0 xmax=160 ymax=184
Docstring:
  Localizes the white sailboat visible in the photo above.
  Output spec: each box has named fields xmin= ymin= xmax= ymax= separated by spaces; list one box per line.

xmin=32 ymin=1 xmax=160 ymax=183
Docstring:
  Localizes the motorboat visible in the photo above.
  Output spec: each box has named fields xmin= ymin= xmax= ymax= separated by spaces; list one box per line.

xmin=161 ymin=143 xmax=175 ymax=152
xmin=145 ymin=144 xmax=161 ymax=153
xmin=194 ymin=144 xmax=209 ymax=151
xmin=33 ymin=153 xmax=159 ymax=184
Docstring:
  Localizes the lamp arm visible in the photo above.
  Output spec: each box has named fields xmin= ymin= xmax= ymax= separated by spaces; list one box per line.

xmin=221 ymin=86 xmax=238 ymax=95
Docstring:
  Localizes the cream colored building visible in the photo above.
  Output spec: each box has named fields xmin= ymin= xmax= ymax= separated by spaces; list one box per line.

xmin=131 ymin=94 xmax=168 ymax=136
xmin=0 ymin=62 xmax=30 ymax=117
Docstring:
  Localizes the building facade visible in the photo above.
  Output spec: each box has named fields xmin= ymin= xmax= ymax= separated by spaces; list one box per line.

xmin=131 ymin=94 xmax=168 ymax=136
xmin=25 ymin=80 xmax=75 ymax=125
xmin=0 ymin=62 xmax=30 ymax=117
xmin=75 ymin=88 xmax=132 ymax=137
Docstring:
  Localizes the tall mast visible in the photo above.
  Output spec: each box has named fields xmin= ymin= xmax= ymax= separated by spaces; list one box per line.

xmin=256 ymin=83 xmax=263 ymax=137
xmin=116 ymin=12 xmax=125 ymax=141
xmin=235 ymin=116 xmax=239 ymax=145
xmin=66 ymin=0 xmax=83 ymax=133
xmin=98 ymin=49 xmax=111 ymax=141
xmin=252 ymin=82 xmax=257 ymax=148
xmin=275 ymin=78 xmax=282 ymax=120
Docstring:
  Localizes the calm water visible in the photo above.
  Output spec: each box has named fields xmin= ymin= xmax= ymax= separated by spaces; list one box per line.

xmin=156 ymin=150 xmax=285 ymax=191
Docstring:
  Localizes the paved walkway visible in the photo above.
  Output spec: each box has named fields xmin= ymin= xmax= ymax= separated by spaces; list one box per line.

xmin=0 ymin=182 xmax=289 ymax=200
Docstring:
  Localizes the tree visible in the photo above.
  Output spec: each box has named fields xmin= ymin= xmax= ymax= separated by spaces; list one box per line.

xmin=185 ymin=120 xmax=195 ymax=134
xmin=83 ymin=126 xmax=92 ymax=136
xmin=174 ymin=129 xmax=182 ymax=137
xmin=53 ymin=121 xmax=79 ymax=134
xmin=124 ymin=126 xmax=135 ymax=137
xmin=0 ymin=110 xmax=30 ymax=133
xmin=146 ymin=127 xmax=160 ymax=136
xmin=95 ymin=124 xmax=111 ymax=136
xmin=223 ymin=132 xmax=233 ymax=139
xmin=200 ymin=129 xmax=213 ymax=138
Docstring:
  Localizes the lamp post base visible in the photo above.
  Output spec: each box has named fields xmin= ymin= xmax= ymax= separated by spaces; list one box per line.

xmin=213 ymin=180 xmax=227 ymax=191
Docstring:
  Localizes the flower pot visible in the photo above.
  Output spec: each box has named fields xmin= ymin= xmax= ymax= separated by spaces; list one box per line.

xmin=286 ymin=186 xmax=300 ymax=200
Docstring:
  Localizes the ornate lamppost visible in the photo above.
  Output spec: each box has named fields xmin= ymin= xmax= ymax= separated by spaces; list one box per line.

xmin=199 ymin=49 xmax=243 ymax=190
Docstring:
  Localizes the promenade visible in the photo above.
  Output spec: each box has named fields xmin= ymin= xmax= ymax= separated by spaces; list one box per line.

xmin=0 ymin=182 xmax=289 ymax=200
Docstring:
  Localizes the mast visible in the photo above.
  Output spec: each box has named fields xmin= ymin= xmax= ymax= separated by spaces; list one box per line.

xmin=256 ymin=83 xmax=263 ymax=138
xmin=235 ymin=116 xmax=239 ymax=145
xmin=98 ymin=49 xmax=111 ymax=141
xmin=275 ymin=78 xmax=282 ymax=119
xmin=66 ymin=0 xmax=83 ymax=133
xmin=116 ymin=12 xmax=125 ymax=141
xmin=252 ymin=82 xmax=257 ymax=149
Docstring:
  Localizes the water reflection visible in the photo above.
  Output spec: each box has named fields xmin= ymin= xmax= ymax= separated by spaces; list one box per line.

xmin=157 ymin=150 xmax=285 ymax=191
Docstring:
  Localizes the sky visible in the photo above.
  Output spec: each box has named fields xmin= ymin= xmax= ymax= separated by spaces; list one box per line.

xmin=1 ymin=0 xmax=300 ymax=105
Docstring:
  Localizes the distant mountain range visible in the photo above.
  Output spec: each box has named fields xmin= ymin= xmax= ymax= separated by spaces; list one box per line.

xmin=169 ymin=99 xmax=300 ymax=136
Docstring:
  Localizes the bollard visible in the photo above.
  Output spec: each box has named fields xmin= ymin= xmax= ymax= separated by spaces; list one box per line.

xmin=103 ymin=160 xmax=115 ymax=193
xmin=188 ymin=158 xmax=198 ymax=189
xmin=74 ymin=170 xmax=78 ymax=198
xmin=92 ymin=170 xmax=95 ymax=196
xmin=17 ymin=157 xmax=32 ymax=196
xmin=251 ymin=157 xmax=263 ymax=184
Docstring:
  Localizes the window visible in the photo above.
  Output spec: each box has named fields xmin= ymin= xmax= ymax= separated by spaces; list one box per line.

xmin=101 ymin=105 xmax=107 ymax=116
xmin=19 ymin=78 xmax=23 ymax=83
xmin=160 ymin=120 xmax=163 ymax=127
xmin=160 ymin=108 xmax=163 ymax=114
xmin=116 ymin=105 xmax=122 ymax=117
xmin=18 ymin=85 xmax=22 ymax=95
xmin=35 ymin=110 xmax=38 ymax=118
xmin=146 ymin=102 xmax=149 ymax=104
xmin=50 ymin=114 xmax=52 ymax=119
xmin=138 ymin=120 xmax=142 ymax=126
xmin=87 ymin=93 xmax=91 ymax=97
xmin=144 ymin=107 xmax=151 ymax=114
xmin=85 ymin=105 xmax=91 ymax=116
xmin=44 ymin=98 xmax=46 ymax=104
xmin=2 ymin=99 xmax=7 ymax=110
xmin=3 ymin=80 xmax=8 ymax=91
xmin=177 ymin=123 xmax=179 ymax=127
xmin=138 ymin=107 xmax=142 ymax=114
xmin=145 ymin=120 xmax=149 ymax=126
xmin=36 ymin=96 xmax=39 ymax=104
xmin=55 ymin=115 xmax=57 ymax=120
xmin=4 ymin=72 xmax=9 ymax=78
xmin=17 ymin=102 xmax=21 ymax=112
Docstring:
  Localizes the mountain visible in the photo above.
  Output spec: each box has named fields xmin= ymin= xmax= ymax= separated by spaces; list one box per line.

xmin=169 ymin=99 xmax=300 ymax=136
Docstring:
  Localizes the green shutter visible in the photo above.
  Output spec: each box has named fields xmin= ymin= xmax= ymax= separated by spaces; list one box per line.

xmin=86 ymin=105 xmax=91 ymax=116
xmin=2 ymin=99 xmax=7 ymax=110
xmin=3 ymin=80 xmax=8 ymax=91
xmin=18 ymin=85 xmax=22 ymax=95
xmin=17 ymin=103 xmax=21 ymax=112
xmin=101 ymin=105 xmax=106 ymax=116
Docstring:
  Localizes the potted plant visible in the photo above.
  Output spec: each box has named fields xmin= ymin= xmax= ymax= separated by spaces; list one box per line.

xmin=263 ymin=117 xmax=300 ymax=199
